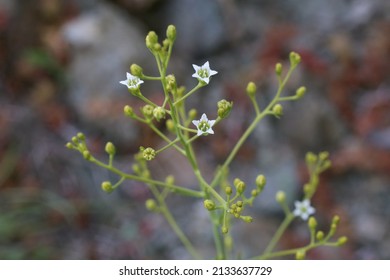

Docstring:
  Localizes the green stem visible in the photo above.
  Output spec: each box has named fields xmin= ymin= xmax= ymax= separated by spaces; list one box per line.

xmin=89 ymin=157 xmax=204 ymax=197
xmin=173 ymin=83 xmax=203 ymax=106
xmin=261 ymin=213 xmax=295 ymax=257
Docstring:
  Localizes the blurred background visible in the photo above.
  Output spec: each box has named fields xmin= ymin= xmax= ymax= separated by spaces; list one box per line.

xmin=0 ymin=0 xmax=389 ymax=259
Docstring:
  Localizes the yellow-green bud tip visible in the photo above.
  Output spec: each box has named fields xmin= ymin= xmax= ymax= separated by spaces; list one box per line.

xmin=217 ymin=99 xmax=233 ymax=119
xmin=83 ymin=150 xmax=91 ymax=160
xmin=77 ymin=132 xmax=85 ymax=140
xmin=241 ymin=216 xmax=253 ymax=223
xmin=272 ymin=104 xmax=283 ymax=117
xmin=204 ymin=199 xmax=216 ymax=211
xmin=222 ymin=226 xmax=228 ymax=234
xmin=105 ymin=142 xmax=116 ymax=155
xmin=166 ymin=25 xmax=176 ymax=41
xmin=188 ymin=109 xmax=197 ymax=120
xmin=146 ymin=31 xmax=158 ymax=49
xmin=276 ymin=191 xmax=286 ymax=203
xmin=337 ymin=236 xmax=348 ymax=246
xmin=65 ymin=142 xmax=74 ymax=149
xmin=153 ymin=107 xmax=166 ymax=121
xmin=289 ymin=51 xmax=301 ymax=66
xmin=166 ymin=119 xmax=175 ymax=132
xmin=130 ymin=64 xmax=143 ymax=77
xmin=275 ymin=63 xmax=283 ymax=76
xmin=316 ymin=231 xmax=325 ymax=241
xmin=225 ymin=186 xmax=233 ymax=196
xmin=246 ymin=82 xmax=257 ymax=97
xmin=255 ymin=174 xmax=266 ymax=190
xmin=165 ymin=175 xmax=175 ymax=185
xmin=308 ymin=216 xmax=317 ymax=230
xmin=236 ymin=181 xmax=246 ymax=194
xmin=124 ymin=105 xmax=134 ymax=117
xmin=145 ymin=199 xmax=158 ymax=211
xmin=101 ymin=181 xmax=113 ymax=193
xmin=296 ymin=86 xmax=306 ymax=98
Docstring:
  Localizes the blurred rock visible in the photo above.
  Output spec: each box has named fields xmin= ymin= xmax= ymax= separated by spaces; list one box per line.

xmin=62 ymin=2 xmax=150 ymax=143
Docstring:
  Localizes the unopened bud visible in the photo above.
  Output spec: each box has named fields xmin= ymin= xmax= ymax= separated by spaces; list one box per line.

xmin=255 ymin=174 xmax=266 ymax=191
xmin=217 ymin=99 xmax=233 ymax=119
xmin=295 ymin=250 xmax=306 ymax=260
xmin=130 ymin=64 xmax=143 ymax=77
xmin=272 ymin=104 xmax=283 ymax=117
xmin=145 ymin=199 xmax=158 ymax=211
xmin=289 ymin=51 xmax=301 ymax=67
xmin=276 ymin=191 xmax=286 ymax=203
xmin=101 ymin=181 xmax=113 ymax=193
xmin=166 ymin=25 xmax=176 ymax=41
xmin=105 ymin=142 xmax=116 ymax=155
xmin=246 ymin=82 xmax=257 ymax=98
xmin=275 ymin=63 xmax=283 ymax=76
xmin=295 ymin=86 xmax=306 ymax=98
xmin=204 ymin=199 xmax=216 ymax=211
xmin=124 ymin=105 xmax=134 ymax=117
xmin=153 ymin=107 xmax=166 ymax=121
xmin=240 ymin=216 xmax=253 ymax=223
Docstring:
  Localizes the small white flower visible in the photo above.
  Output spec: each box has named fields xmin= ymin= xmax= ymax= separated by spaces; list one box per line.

xmin=293 ymin=199 xmax=315 ymax=220
xmin=192 ymin=113 xmax=216 ymax=136
xmin=119 ymin=72 xmax=144 ymax=90
xmin=192 ymin=61 xmax=218 ymax=84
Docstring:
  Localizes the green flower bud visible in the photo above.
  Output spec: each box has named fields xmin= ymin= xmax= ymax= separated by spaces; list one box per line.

xmin=236 ymin=201 xmax=243 ymax=207
xmin=188 ymin=109 xmax=197 ymax=120
xmin=251 ymin=189 xmax=259 ymax=197
xmin=240 ymin=215 xmax=253 ymax=223
xmin=142 ymin=147 xmax=156 ymax=161
xmin=71 ymin=136 xmax=78 ymax=144
xmin=255 ymin=174 xmax=266 ymax=191
xmin=308 ymin=216 xmax=317 ymax=230
xmin=303 ymin=183 xmax=311 ymax=195
xmin=295 ymin=250 xmax=306 ymax=260
xmin=77 ymin=132 xmax=85 ymax=141
xmin=225 ymin=186 xmax=233 ymax=195
xmin=236 ymin=181 xmax=246 ymax=194
xmin=305 ymin=152 xmax=317 ymax=165
xmin=234 ymin=213 xmax=240 ymax=218
xmin=166 ymin=119 xmax=175 ymax=132
xmin=124 ymin=105 xmax=134 ymax=117
xmin=142 ymin=105 xmax=154 ymax=119
xmin=105 ymin=142 xmax=116 ymax=155
xmin=275 ymin=191 xmax=286 ymax=203
xmin=101 ymin=181 xmax=113 ymax=193
xmin=204 ymin=199 xmax=216 ymax=211
xmin=153 ymin=106 xmax=166 ymax=121
xmin=332 ymin=215 xmax=340 ymax=226
xmin=162 ymin=39 xmax=170 ymax=49
xmin=146 ymin=31 xmax=158 ymax=49
xmin=165 ymin=175 xmax=175 ymax=185
xmin=132 ymin=164 xmax=140 ymax=174
xmin=319 ymin=151 xmax=329 ymax=161
xmin=272 ymin=104 xmax=283 ymax=117
xmin=153 ymin=43 xmax=161 ymax=51
xmin=166 ymin=74 xmax=176 ymax=92
xmin=321 ymin=159 xmax=332 ymax=171
xmin=83 ymin=150 xmax=91 ymax=160
xmin=130 ymin=64 xmax=143 ymax=77
xmin=222 ymin=226 xmax=228 ymax=234
xmin=289 ymin=51 xmax=301 ymax=67
xmin=217 ymin=99 xmax=233 ymax=119
xmin=316 ymin=230 xmax=325 ymax=241
xmin=295 ymin=86 xmax=306 ymax=98
xmin=145 ymin=199 xmax=158 ymax=211
xmin=166 ymin=25 xmax=176 ymax=42
xmin=65 ymin=142 xmax=74 ymax=149
xmin=246 ymin=82 xmax=257 ymax=98
xmin=337 ymin=236 xmax=348 ymax=246
xmin=275 ymin=63 xmax=283 ymax=76
xmin=236 ymin=206 xmax=242 ymax=213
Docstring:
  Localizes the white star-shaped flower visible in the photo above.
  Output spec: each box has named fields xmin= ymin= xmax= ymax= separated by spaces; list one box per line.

xmin=293 ymin=199 xmax=315 ymax=220
xmin=119 ymin=72 xmax=144 ymax=90
xmin=192 ymin=61 xmax=218 ymax=84
xmin=192 ymin=113 xmax=216 ymax=136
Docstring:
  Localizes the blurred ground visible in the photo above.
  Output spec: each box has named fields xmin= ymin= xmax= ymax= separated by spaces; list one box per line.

xmin=0 ymin=0 xmax=389 ymax=259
